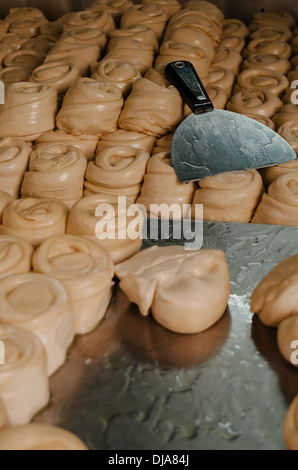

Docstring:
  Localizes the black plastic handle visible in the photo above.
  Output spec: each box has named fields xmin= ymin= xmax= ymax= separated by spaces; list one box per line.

xmin=165 ymin=61 xmax=214 ymax=115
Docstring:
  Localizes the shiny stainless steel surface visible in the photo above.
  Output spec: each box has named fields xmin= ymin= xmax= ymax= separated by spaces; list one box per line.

xmin=35 ymin=221 xmax=298 ymax=450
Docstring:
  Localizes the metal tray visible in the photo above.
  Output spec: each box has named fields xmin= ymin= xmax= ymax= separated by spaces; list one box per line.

xmin=34 ymin=221 xmax=298 ymax=450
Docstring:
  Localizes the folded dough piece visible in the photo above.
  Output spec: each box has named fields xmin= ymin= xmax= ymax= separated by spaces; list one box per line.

xmin=0 ymin=198 xmax=68 ymax=248
xmin=137 ymin=152 xmax=196 ymax=219
xmin=85 ymin=146 xmax=150 ymax=201
xmin=56 ymin=78 xmax=123 ymax=137
xmin=0 ymin=235 xmax=33 ymax=279
xmin=277 ymin=315 xmax=298 ymax=368
xmin=118 ymin=78 xmax=184 ymax=138
xmin=3 ymin=49 xmax=45 ymax=72
xmin=227 ymin=89 xmax=283 ymax=118
xmin=59 ymin=27 xmax=107 ymax=49
xmin=67 ymin=194 xmax=143 ymax=264
xmin=0 ymin=137 xmax=31 ymax=198
xmin=0 ymin=82 xmax=57 ymax=142
xmin=251 ymin=254 xmax=298 ymax=327
xmin=207 ymin=65 xmax=235 ymax=98
xmin=167 ymin=9 xmax=223 ymax=44
xmin=0 ymin=273 xmax=74 ymax=375
xmin=96 ymin=129 xmax=156 ymax=154
xmin=155 ymin=40 xmax=211 ymax=79
xmin=141 ymin=0 xmax=181 ymax=19
xmin=62 ymin=9 xmax=115 ymax=33
xmin=120 ymin=4 xmax=168 ymax=42
xmin=39 ymin=20 xmax=63 ymax=40
xmin=35 ymin=130 xmax=98 ymax=163
xmin=33 ymin=234 xmax=114 ymax=335
xmin=105 ymin=37 xmax=155 ymax=75
xmin=91 ymin=58 xmax=141 ymax=97
xmin=30 ymin=61 xmax=81 ymax=99
xmin=0 ymin=324 xmax=50 ymax=425
xmin=252 ymin=172 xmax=298 ymax=226
xmin=0 ymin=34 xmax=27 ymax=52
xmin=0 ymin=192 xmax=14 ymax=223
xmin=21 ymin=36 xmax=56 ymax=54
xmin=244 ymin=39 xmax=292 ymax=59
xmin=191 ymin=170 xmax=264 ymax=223
xmin=284 ymin=395 xmax=298 ymax=450
xmin=183 ymin=0 xmax=225 ymax=24
xmin=0 ymin=19 xmax=9 ymax=35
xmin=234 ymin=67 xmax=289 ymax=97
xmin=109 ymin=24 xmax=159 ymax=52
xmin=8 ymin=17 xmax=48 ymax=38
xmin=219 ymin=35 xmax=245 ymax=54
xmin=163 ymin=25 xmax=215 ymax=62
xmin=0 ymin=67 xmax=31 ymax=84
xmin=249 ymin=10 xmax=296 ymax=32
xmin=222 ymin=18 xmax=249 ymax=39
xmin=212 ymin=45 xmax=242 ymax=76
xmin=250 ymin=25 xmax=294 ymax=43
xmin=205 ymin=85 xmax=228 ymax=110
xmin=273 ymin=104 xmax=298 ymax=128
xmin=6 ymin=7 xmax=47 ymax=24
xmin=115 ymin=246 xmax=230 ymax=334
xmin=152 ymin=134 xmax=173 ymax=155
xmin=90 ymin=0 xmax=133 ymax=24
xmin=259 ymin=159 xmax=298 ymax=188
xmin=242 ymin=53 xmax=291 ymax=75
xmin=0 ymin=397 xmax=8 ymax=430
xmin=44 ymin=40 xmax=100 ymax=76
xmin=0 ymin=423 xmax=88 ymax=450
xmin=21 ymin=143 xmax=87 ymax=208
xmin=277 ymin=121 xmax=298 ymax=154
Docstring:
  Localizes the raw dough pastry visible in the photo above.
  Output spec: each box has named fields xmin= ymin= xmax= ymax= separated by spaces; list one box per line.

xmin=21 ymin=144 xmax=87 ymax=208
xmin=0 ymin=272 xmax=74 ymax=375
xmin=205 ymin=85 xmax=228 ymax=110
xmin=277 ymin=315 xmax=298 ymax=368
xmin=120 ymin=4 xmax=168 ymax=42
xmin=155 ymin=40 xmax=211 ymax=79
xmin=91 ymin=58 xmax=141 ymax=97
xmin=0 ymin=192 xmax=14 ymax=222
xmin=6 ymin=7 xmax=47 ymax=24
xmin=30 ymin=61 xmax=81 ymax=99
xmin=39 ymin=20 xmax=63 ymax=40
xmin=0 ymin=397 xmax=8 ymax=430
xmin=244 ymin=39 xmax=292 ymax=59
xmin=0 ymin=33 xmax=27 ymax=52
xmin=109 ymin=24 xmax=159 ymax=52
xmin=62 ymin=9 xmax=115 ymax=33
xmin=115 ymin=246 xmax=230 ymax=334
xmin=273 ymin=104 xmax=298 ymax=128
xmin=292 ymin=36 xmax=298 ymax=55
xmin=0 ymin=423 xmax=88 ymax=450
xmin=105 ymin=37 xmax=155 ymax=75
xmin=191 ymin=170 xmax=264 ymax=223
xmin=90 ymin=0 xmax=133 ymax=24
xmin=144 ymin=67 xmax=171 ymax=87
xmin=59 ymin=27 xmax=107 ymax=49
xmin=152 ymin=133 xmax=173 ymax=155
xmin=227 ymin=89 xmax=283 ymax=119
xmin=0 ymin=235 xmax=33 ymax=279
xmin=141 ymin=0 xmax=181 ymax=19
xmin=250 ymin=25 xmax=294 ymax=43
xmin=3 ymin=49 xmax=45 ymax=72
xmin=33 ymin=234 xmax=114 ymax=335
xmin=96 ymin=129 xmax=156 ymax=154
xmin=35 ymin=130 xmax=98 ymax=163
xmin=0 ymin=43 xmax=13 ymax=66
xmin=242 ymin=53 xmax=291 ymax=75
xmin=0 ymin=82 xmax=57 ymax=142
xmin=241 ymin=113 xmax=275 ymax=130
xmin=249 ymin=10 xmax=296 ymax=32
xmin=56 ymin=78 xmax=123 ymax=137
xmin=118 ymin=78 xmax=184 ymax=138
xmin=8 ymin=17 xmax=48 ymax=38
xmin=212 ymin=45 xmax=242 ymax=76
xmin=84 ymin=146 xmax=150 ymax=202
xmin=44 ymin=40 xmax=100 ymax=76
xmin=0 ymin=198 xmax=68 ymax=248
xmin=219 ymin=35 xmax=245 ymax=54
xmin=183 ymin=1 xmax=225 ymax=24
xmin=163 ymin=24 xmax=216 ymax=62
xmin=167 ymin=8 xmax=223 ymax=40
xmin=259 ymin=159 xmax=298 ymax=188
xmin=251 ymin=171 xmax=298 ymax=226
xmin=0 ymin=324 xmax=49 ymax=425
xmin=0 ymin=137 xmax=31 ymax=198
xmin=221 ymin=18 xmax=249 ymax=39
xmin=251 ymin=254 xmax=298 ymax=327
xmin=21 ymin=36 xmax=56 ymax=55
xmin=277 ymin=121 xmax=298 ymax=154
xmin=0 ymin=19 xmax=9 ymax=36
xmin=0 ymin=66 xmax=31 ymax=84
xmin=207 ymin=65 xmax=235 ymax=98
xmin=284 ymin=395 xmax=298 ymax=450
xmin=234 ymin=68 xmax=289 ymax=97
xmin=67 ymin=194 xmax=143 ymax=264
xmin=137 ymin=152 xmax=196 ymax=219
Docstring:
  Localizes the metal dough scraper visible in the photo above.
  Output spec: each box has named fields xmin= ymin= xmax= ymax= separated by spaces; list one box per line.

xmin=165 ymin=61 xmax=296 ymax=183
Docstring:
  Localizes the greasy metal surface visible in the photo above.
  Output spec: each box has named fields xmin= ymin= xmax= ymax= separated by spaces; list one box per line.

xmin=35 ymin=221 xmax=298 ymax=450
xmin=171 ymin=110 xmax=296 ymax=182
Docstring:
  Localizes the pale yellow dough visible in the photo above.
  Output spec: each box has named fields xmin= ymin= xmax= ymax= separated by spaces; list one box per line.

xmin=0 ymin=324 xmax=50 ymax=425
xmin=0 ymin=192 xmax=14 ymax=222
xmin=242 ymin=53 xmax=291 ymax=75
xmin=227 ymin=89 xmax=283 ymax=119
xmin=115 ymin=246 xmax=230 ymax=334
xmin=212 ymin=45 xmax=242 ymax=76
xmin=251 ymin=254 xmax=298 ymax=327
xmin=0 ymin=273 xmax=74 ymax=375
xmin=96 ymin=129 xmax=156 ymax=155
xmin=0 ymin=137 xmax=31 ymax=198
xmin=191 ymin=170 xmax=264 ymax=223
xmin=44 ymin=40 xmax=100 ymax=76
xmin=91 ymin=58 xmax=141 ymax=97
xmin=30 ymin=61 xmax=81 ymax=99
xmin=250 ymin=25 xmax=294 ymax=43
xmin=163 ymin=24 xmax=216 ymax=62
xmin=222 ymin=18 xmax=249 ymax=39
xmin=0 ymin=423 xmax=88 ymax=450
xmin=259 ymin=159 xmax=298 ymax=188
xmin=105 ymin=37 xmax=155 ymax=76
xmin=33 ymin=234 xmax=114 ymax=336
xmin=62 ymin=9 xmax=115 ymax=33
xmin=0 ymin=234 xmax=33 ymax=279
xmin=109 ymin=24 xmax=159 ymax=52
xmin=234 ymin=67 xmax=289 ymax=97
xmin=120 ymin=4 xmax=168 ymax=42
xmin=284 ymin=395 xmax=298 ymax=450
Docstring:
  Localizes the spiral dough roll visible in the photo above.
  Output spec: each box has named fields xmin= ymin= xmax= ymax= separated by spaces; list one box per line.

xmin=33 ymin=234 xmax=115 ymax=335
xmin=234 ymin=67 xmax=289 ymax=97
xmin=30 ymin=61 xmax=81 ymax=99
xmin=0 ymin=235 xmax=33 ymax=279
xmin=0 ymin=137 xmax=31 ymax=198
xmin=84 ymin=146 xmax=150 ymax=202
xmin=56 ymin=78 xmax=123 ymax=137
xmin=227 ymin=89 xmax=283 ymax=118
xmin=96 ymin=129 xmax=156 ymax=155
xmin=0 ymin=198 xmax=68 ymax=248
xmin=91 ymin=58 xmax=141 ymax=97
xmin=0 ymin=82 xmax=57 ymax=141
xmin=0 ymin=324 xmax=50 ymax=425
xmin=120 ymin=4 xmax=168 ymax=42
xmin=21 ymin=143 xmax=87 ymax=208
xmin=0 ymin=273 xmax=74 ymax=375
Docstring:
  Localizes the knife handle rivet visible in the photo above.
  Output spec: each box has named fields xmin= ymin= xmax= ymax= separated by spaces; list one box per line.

xmin=175 ymin=61 xmax=185 ymax=69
